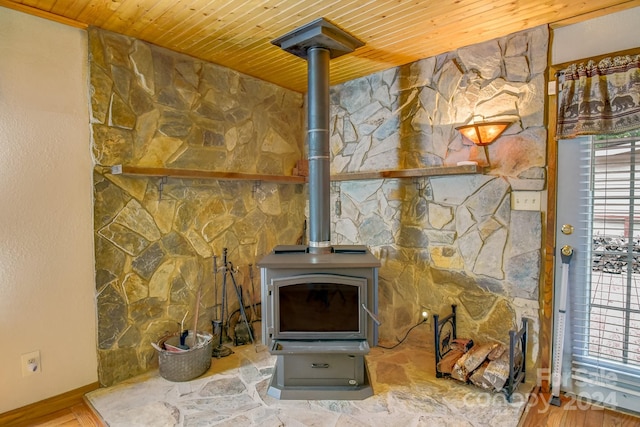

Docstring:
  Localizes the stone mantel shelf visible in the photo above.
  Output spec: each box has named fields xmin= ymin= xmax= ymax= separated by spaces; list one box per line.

xmin=108 ymin=164 xmax=483 ymax=183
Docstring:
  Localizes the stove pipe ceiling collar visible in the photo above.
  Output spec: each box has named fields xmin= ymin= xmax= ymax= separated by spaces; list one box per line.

xmin=271 ymin=18 xmax=364 ymax=254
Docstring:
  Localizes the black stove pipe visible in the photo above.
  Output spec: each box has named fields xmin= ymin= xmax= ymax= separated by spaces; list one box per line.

xmin=307 ymin=46 xmax=331 ymax=254
xmin=270 ymin=18 xmax=363 ymax=254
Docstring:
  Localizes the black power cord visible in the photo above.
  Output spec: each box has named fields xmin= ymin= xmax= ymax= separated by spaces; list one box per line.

xmin=377 ymin=318 xmax=428 ymax=350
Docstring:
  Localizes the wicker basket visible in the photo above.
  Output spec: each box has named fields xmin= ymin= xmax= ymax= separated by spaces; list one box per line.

xmin=155 ymin=330 xmax=213 ymax=382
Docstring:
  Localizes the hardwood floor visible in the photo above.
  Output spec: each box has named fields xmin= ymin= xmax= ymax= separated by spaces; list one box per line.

xmin=18 ymin=402 xmax=103 ymax=427
xmin=519 ymin=391 xmax=640 ymax=427
xmin=11 ymin=391 xmax=640 ymax=426
xmin=0 ymin=383 xmax=102 ymax=427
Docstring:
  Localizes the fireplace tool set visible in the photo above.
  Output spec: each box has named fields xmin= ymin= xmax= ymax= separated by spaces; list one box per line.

xmin=212 ymin=248 xmax=258 ymax=358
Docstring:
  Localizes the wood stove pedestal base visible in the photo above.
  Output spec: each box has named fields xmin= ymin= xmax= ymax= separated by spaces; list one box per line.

xmin=267 ymin=340 xmax=374 ymax=400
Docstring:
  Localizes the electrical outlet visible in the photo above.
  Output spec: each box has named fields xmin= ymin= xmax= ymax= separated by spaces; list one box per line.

xmin=21 ymin=350 xmax=41 ymax=377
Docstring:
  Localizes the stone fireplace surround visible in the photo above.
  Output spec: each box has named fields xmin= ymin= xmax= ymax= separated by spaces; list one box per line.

xmin=91 ymin=24 xmax=547 ymax=387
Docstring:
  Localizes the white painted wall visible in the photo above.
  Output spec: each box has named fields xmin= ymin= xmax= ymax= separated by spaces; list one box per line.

xmin=552 ymin=6 xmax=640 ymax=65
xmin=0 ymin=7 xmax=97 ymax=413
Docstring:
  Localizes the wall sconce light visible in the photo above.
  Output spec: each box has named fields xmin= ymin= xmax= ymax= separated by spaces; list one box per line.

xmin=456 ymin=120 xmax=511 ymax=166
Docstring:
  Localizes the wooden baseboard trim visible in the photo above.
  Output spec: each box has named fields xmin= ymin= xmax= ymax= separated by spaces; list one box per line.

xmin=0 ymin=382 xmax=100 ymax=426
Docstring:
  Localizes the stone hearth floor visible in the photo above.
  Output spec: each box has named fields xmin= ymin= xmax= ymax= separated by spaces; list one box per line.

xmin=86 ymin=328 xmax=532 ymax=426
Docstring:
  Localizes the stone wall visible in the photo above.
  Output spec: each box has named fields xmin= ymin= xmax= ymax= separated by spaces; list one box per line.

xmin=328 ymin=26 xmax=548 ymax=360
xmin=89 ymin=28 xmax=306 ymax=386
xmin=90 ymin=24 xmax=548 ymax=386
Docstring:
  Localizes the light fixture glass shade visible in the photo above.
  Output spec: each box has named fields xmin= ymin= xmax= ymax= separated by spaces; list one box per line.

xmin=456 ymin=121 xmax=511 ymax=146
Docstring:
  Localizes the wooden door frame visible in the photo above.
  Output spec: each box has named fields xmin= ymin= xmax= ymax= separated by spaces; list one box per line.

xmin=541 ymin=45 xmax=640 ymax=393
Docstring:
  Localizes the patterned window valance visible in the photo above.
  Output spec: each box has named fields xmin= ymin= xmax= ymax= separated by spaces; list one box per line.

xmin=556 ymin=54 xmax=640 ymax=139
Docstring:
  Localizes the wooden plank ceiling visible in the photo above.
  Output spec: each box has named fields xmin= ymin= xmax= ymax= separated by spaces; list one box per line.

xmin=2 ymin=0 xmax=640 ymax=93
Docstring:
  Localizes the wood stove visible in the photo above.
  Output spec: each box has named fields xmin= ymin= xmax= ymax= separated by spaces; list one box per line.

xmin=260 ymin=246 xmax=379 ymax=399
xmin=259 ymin=18 xmax=380 ymax=400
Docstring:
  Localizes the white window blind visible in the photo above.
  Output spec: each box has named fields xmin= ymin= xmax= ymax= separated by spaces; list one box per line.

xmin=570 ymin=134 xmax=640 ymax=401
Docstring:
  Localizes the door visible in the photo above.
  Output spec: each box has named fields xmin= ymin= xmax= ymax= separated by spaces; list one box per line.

xmin=555 ymin=134 xmax=640 ymax=412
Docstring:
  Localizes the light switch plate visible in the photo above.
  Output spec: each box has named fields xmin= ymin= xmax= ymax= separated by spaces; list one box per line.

xmin=512 ymin=191 xmax=541 ymax=211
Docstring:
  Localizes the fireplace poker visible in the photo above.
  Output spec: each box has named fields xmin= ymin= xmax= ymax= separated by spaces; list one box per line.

xmin=248 ymin=263 xmax=260 ymax=321
xmin=212 ymin=248 xmax=233 ymax=358
xmin=213 ymin=254 xmax=219 ymax=321
xmin=227 ymin=261 xmax=255 ymax=346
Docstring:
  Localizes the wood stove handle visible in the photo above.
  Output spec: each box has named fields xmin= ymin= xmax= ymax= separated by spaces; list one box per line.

xmin=311 ymin=363 xmax=330 ymax=369
xmin=362 ymin=304 xmax=381 ymax=325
